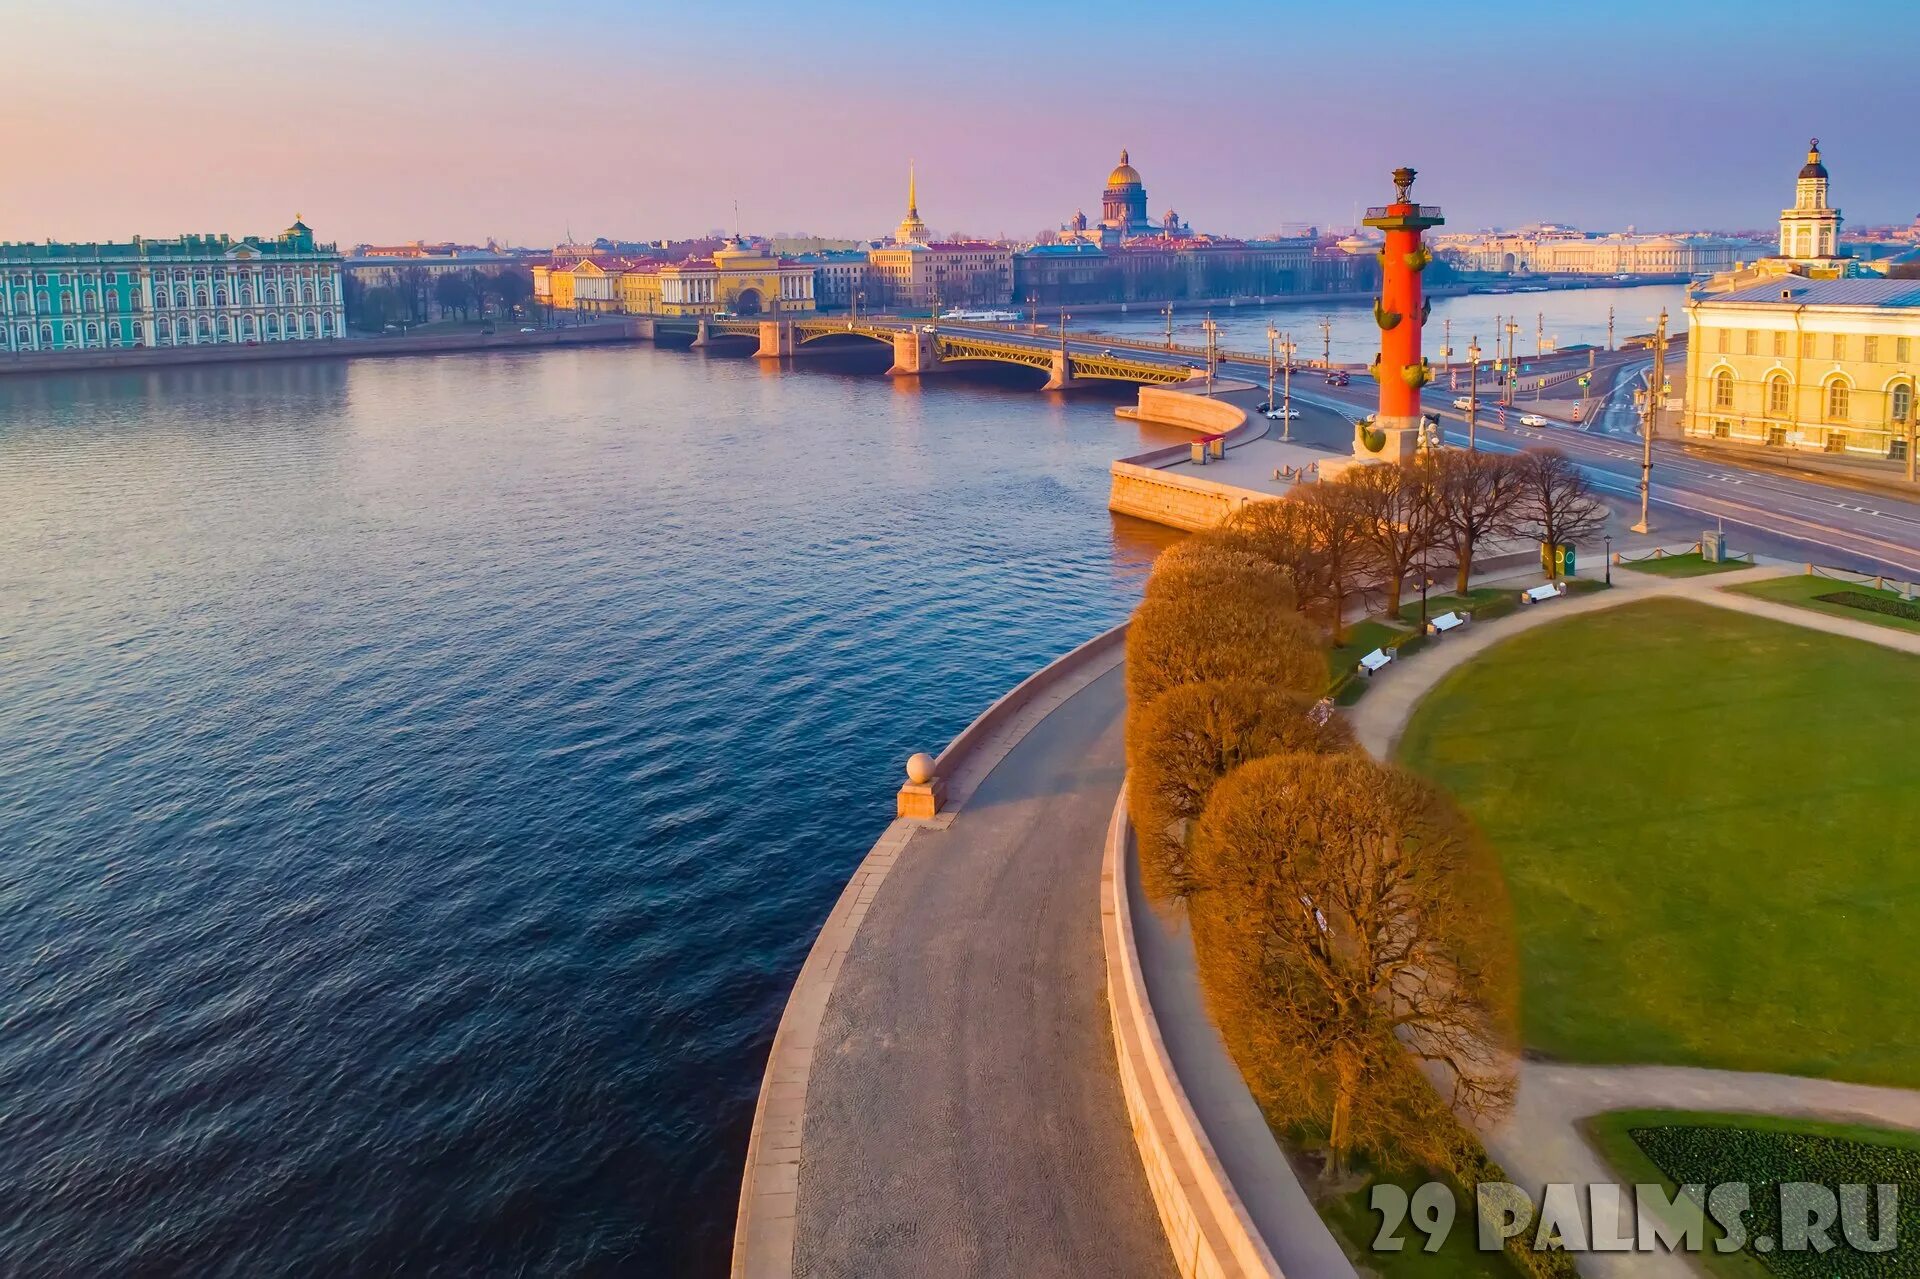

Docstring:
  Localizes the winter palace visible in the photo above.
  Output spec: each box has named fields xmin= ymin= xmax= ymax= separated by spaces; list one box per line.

xmin=1 ymin=217 xmax=345 ymax=354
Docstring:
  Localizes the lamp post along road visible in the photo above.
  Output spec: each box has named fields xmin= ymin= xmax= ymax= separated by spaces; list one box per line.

xmin=1466 ymin=336 xmax=1481 ymax=451
xmin=1631 ymin=308 xmax=1668 ymax=535
xmin=1267 ymin=324 xmax=1278 ymax=417
xmin=1281 ymin=331 xmax=1297 ymax=442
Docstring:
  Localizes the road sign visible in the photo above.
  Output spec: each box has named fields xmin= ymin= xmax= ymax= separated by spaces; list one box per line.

xmin=1578 ymin=375 xmax=1590 ymax=387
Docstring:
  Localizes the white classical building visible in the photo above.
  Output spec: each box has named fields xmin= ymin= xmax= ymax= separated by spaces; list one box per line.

xmin=1 ymin=218 xmax=345 ymax=354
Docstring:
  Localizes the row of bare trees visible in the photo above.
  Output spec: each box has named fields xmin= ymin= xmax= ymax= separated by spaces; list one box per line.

xmin=1223 ymin=448 xmax=1604 ymax=637
xmin=1123 ymin=522 xmax=1524 ymax=1197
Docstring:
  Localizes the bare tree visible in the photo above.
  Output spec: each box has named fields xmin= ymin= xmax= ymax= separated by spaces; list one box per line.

xmin=1221 ymin=498 xmax=1330 ymax=620
xmin=1191 ymin=752 xmax=1517 ymax=1180
xmin=1429 ymin=450 xmax=1525 ymax=593
xmin=1291 ymin=482 xmax=1373 ymax=644
xmin=1127 ymin=680 xmax=1353 ymax=901
xmin=1340 ymin=460 xmax=1444 ymax=618
xmin=1516 ymin=449 xmax=1605 ymax=577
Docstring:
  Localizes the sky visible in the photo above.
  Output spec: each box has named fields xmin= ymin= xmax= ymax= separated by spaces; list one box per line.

xmin=4 ymin=0 xmax=1915 ymax=248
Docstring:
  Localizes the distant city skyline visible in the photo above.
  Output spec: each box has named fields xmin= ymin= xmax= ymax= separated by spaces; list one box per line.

xmin=6 ymin=0 xmax=1914 ymax=246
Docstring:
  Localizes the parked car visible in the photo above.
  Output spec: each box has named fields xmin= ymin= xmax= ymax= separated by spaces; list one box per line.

xmin=1520 ymin=413 xmax=1549 ymax=427
xmin=1264 ymin=407 xmax=1301 ymax=420
xmin=1452 ymin=396 xmax=1474 ymax=410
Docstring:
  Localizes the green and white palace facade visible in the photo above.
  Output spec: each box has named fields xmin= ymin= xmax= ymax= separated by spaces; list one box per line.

xmin=1 ymin=217 xmax=344 ymax=354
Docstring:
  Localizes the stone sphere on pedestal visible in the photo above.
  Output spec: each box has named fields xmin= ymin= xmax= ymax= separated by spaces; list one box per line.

xmin=905 ymin=753 xmax=936 ymax=785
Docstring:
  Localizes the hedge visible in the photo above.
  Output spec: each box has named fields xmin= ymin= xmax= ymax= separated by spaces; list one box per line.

xmin=1628 ymin=1120 xmax=1920 ymax=1277
xmin=1815 ymin=589 xmax=1920 ymax=622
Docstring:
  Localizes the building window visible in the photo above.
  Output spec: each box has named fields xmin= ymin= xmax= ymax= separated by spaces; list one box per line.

xmin=1713 ymin=369 xmax=1735 ymax=409
xmin=1745 ymin=330 xmax=1758 ymax=356
xmin=1826 ymin=380 xmax=1850 ymax=421
xmin=1767 ymin=374 xmax=1792 ymax=417
xmin=1802 ymin=333 xmax=1816 ymax=357
xmin=1900 ymin=338 xmax=1913 ymax=363
xmin=1864 ymin=336 xmax=1880 ymax=363
xmin=1894 ymin=383 xmax=1914 ymax=425
xmin=1772 ymin=332 xmax=1788 ymax=357
xmin=1832 ymin=335 xmax=1847 ymax=361
xmin=1714 ymin=329 xmax=1729 ymax=354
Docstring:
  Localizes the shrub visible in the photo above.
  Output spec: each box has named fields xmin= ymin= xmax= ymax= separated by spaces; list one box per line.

xmin=1815 ymin=589 xmax=1920 ymax=622
xmin=1126 ymin=681 xmax=1353 ymax=900
xmin=1126 ymin=588 xmax=1326 ymax=709
xmin=1145 ymin=538 xmax=1296 ymax=612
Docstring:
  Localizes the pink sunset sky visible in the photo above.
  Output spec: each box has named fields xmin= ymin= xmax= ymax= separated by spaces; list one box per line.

xmin=5 ymin=0 xmax=1912 ymax=248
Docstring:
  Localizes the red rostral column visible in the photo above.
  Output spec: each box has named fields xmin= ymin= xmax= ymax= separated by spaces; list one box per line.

xmin=1359 ymin=167 xmax=1444 ymax=461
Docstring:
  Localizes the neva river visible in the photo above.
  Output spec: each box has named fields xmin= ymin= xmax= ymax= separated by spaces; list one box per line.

xmin=0 ymin=346 xmax=1180 ymax=1276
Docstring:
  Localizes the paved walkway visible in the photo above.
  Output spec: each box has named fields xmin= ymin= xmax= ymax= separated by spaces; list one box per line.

xmin=791 ymin=664 xmax=1175 ymax=1279
xmin=1487 ymin=1063 xmax=1920 ymax=1279
xmin=1352 ymin=558 xmax=1920 ymax=1276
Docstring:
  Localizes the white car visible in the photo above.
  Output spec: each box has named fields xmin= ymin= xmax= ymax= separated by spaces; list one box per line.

xmin=1264 ymin=407 xmax=1301 ymax=420
xmin=1519 ymin=413 xmax=1549 ymax=427
xmin=1452 ymin=396 xmax=1474 ymax=410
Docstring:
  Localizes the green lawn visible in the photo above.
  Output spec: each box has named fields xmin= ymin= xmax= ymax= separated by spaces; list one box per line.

xmin=1727 ymin=573 xmax=1920 ymax=636
xmin=1398 ymin=587 xmax=1512 ymax=626
xmin=1332 ymin=619 xmax=1411 ymax=677
xmin=1321 ymin=1171 xmax=1524 ymax=1278
xmin=1586 ymin=1110 xmax=1920 ymax=1278
xmin=1620 ymin=551 xmax=1752 ymax=577
xmin=1398 ymin=598 xmax=1920 ymax=1086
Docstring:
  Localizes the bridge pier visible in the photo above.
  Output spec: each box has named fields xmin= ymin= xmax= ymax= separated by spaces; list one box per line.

xmin=1044 ymin=351 xmax=1083 ymax=391
xmin=886 ymin=328 xmax=946 ymax=377
xmin=690 ymin=318 xmax=712 ymax=349
xmin=756 ymin=320 xmax=793 ymax=359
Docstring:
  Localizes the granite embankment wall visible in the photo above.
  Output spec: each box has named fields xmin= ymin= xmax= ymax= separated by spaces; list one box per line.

xmin=0 ymin=322 xmax=643 ymax=377
xmin=1108 ymin=385 xmax=1276 ymax=531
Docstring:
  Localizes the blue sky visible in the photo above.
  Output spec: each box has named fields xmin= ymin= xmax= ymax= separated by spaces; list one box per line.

xmin=4 ymin=0 xmax=1912 ymax=245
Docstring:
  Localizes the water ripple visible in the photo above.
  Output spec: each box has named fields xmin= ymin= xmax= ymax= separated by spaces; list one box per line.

xmin=0 ymin=347 xmax=1181 ymax=1276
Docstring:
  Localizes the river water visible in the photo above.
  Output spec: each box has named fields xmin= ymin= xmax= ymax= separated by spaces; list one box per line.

xmin=0 ymin=346 xmax=1181 ymax=1276
xmin=1088 ymin=281 xmax=1691 ymax=366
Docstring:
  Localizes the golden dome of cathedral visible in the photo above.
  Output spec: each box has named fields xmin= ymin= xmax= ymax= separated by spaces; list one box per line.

xmin=1107 ymin=150 xmax=1142 ymax=188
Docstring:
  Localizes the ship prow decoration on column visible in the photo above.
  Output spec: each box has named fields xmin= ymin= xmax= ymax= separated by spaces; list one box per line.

xmin=1354 ymin=166 xmax=1443 ymax=465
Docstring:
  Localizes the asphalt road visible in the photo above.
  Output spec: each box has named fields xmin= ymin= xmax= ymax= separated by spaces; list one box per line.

xmin=791 ymin=665 xmax=1174 ymax=1279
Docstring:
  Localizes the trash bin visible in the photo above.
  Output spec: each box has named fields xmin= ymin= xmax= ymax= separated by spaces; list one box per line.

xmin=1702 ymin=529 xmax=1727 ymax=562
xmin=1554 ymin=543 xmax=1577 ymax=577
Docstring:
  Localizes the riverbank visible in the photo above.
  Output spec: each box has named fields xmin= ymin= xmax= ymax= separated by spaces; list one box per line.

xmin=0 ymin=320 xmax=643 ymax=376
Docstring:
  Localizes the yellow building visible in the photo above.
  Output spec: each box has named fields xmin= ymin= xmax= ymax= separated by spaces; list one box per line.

xmin=1684 ymin=278 xmax=1920 ymax=459
xmin=644 ymin=239 xmax=815 ymax=316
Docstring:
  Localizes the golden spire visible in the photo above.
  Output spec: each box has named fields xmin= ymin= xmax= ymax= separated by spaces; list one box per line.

xmin=908 ymin=161 xmax=918 ymax=216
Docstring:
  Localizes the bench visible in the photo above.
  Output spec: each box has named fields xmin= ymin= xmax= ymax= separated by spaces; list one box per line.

xmin=1358 ymin=648 xmax=1393 ymax=676
xmin=1520 ymin=582 xmax=1566 ymax=605
xmin=1426 ymin=611 xmax=1468 ymax=635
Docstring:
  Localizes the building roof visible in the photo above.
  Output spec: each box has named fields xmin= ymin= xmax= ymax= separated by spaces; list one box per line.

xmin=1799 ymin=139 xmax=1829 ymax=181
xmin=1107 ymin=149 xmax=1142 ymax=188
xmin=1018 ymin=242 xmax=1109 ymax=258
xmin=1709 ymin=277 xmax=1920 ymax=308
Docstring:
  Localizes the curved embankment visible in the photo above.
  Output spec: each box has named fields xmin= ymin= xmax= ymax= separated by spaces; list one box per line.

xmin=1103 ymin=789 xmax=1358 ymax=1279
xmin=731 ymin=623 xmax=1168 ymax=1279
xmin=1109 ymin=383 xmax=1276 ymax=531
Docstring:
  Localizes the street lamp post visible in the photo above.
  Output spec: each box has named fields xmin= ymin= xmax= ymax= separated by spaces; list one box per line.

xmin=1631 ymin=308 xmax=1668 ymax=535
xmin=1280 ymin=331 xmax=1297 ymax=442
xmin=1505 ymin=320 xmax=1521 ymax=405
xmin=1267 ymin=324 xmax=1278 ymax=413
xmin=1605 ymin=534 xmax=1613 ymax=586
xmin=1058 ymin=306 xmax=1071 ymax=370
xmin=1202 ymin=313 xmax=1220 ymax=397
xmin=1466 ymin=336 xmax=1481 ymax=451
xmin=1163 ymin=302 xmax=1175 ymax=350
